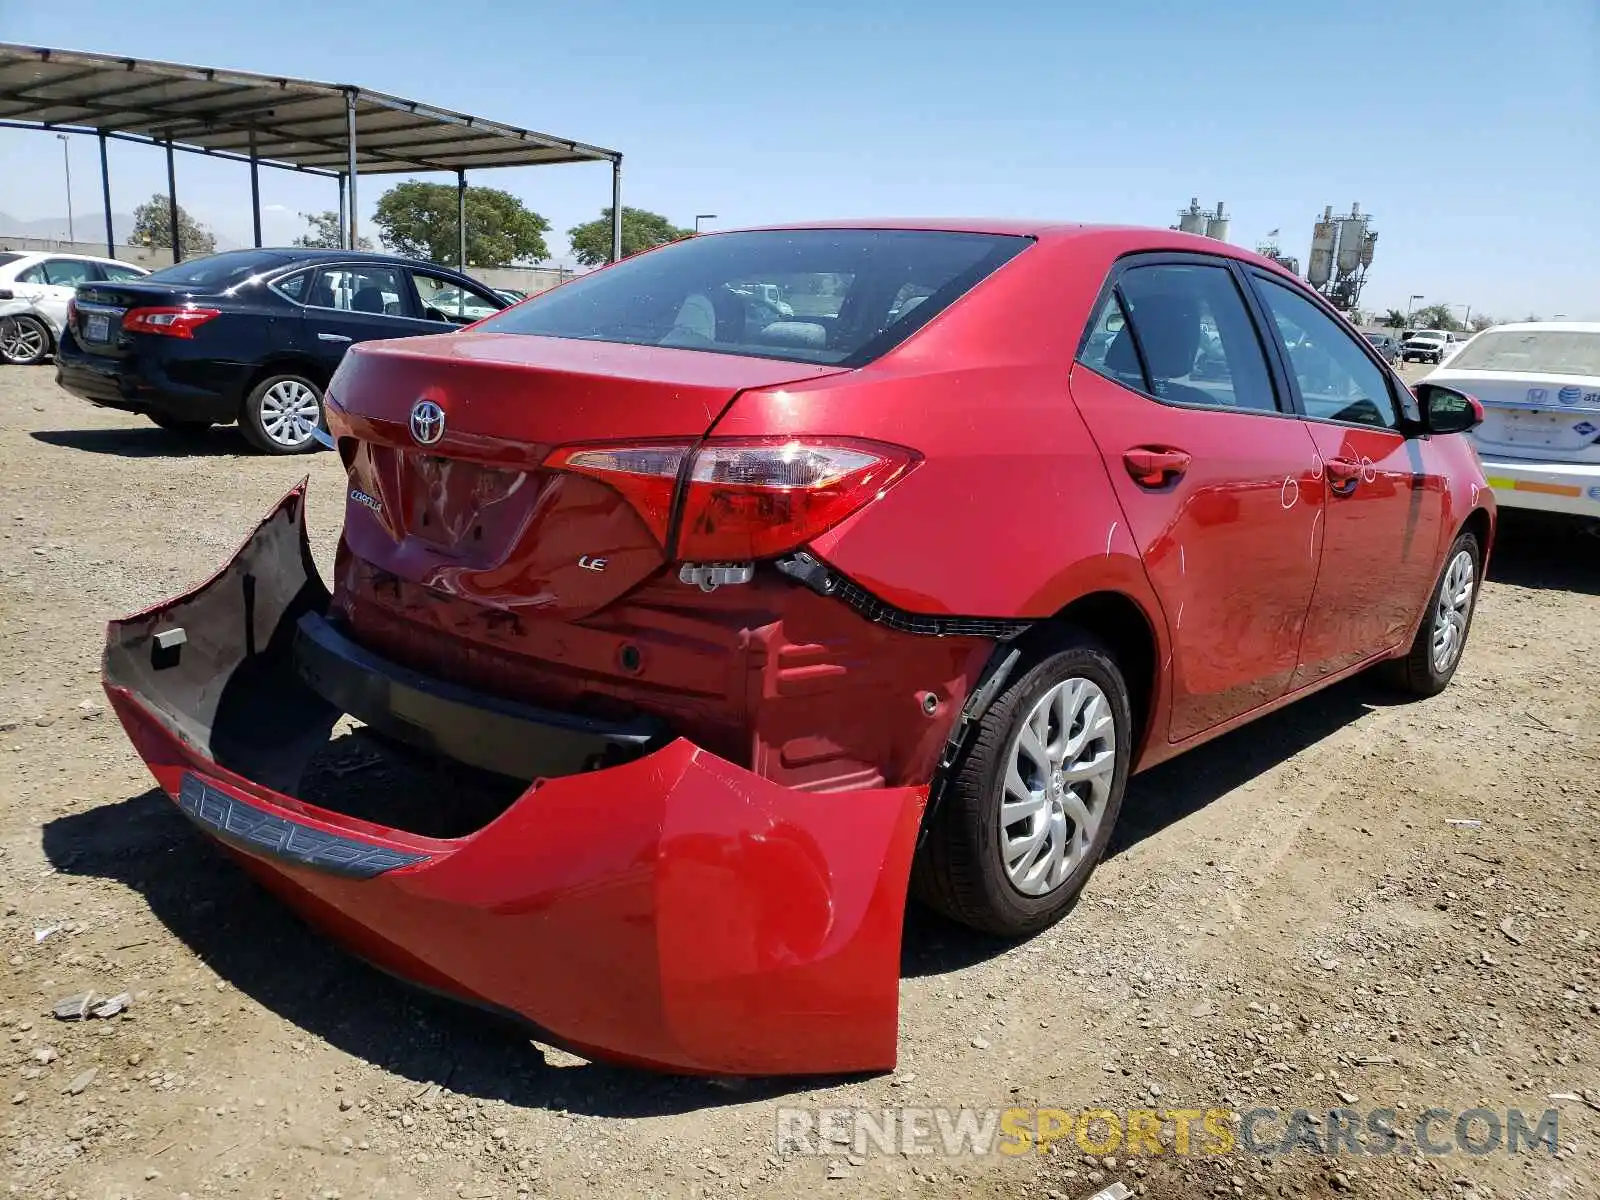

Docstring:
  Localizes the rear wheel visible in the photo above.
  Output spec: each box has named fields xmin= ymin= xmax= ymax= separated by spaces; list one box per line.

xmin=1384 ymin=530 xmax=1480 ymax=697
xmin=241 ymin=374 xmax=324 ymax=454
xmin=0 ymin=314 xmax=52 ymax=365
xmin=913 ymin=632 xmax=1131 ymax=936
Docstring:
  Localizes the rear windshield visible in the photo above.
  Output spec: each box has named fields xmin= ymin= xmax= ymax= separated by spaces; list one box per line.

xmin=0 ymin=252 xmax=25 ymax=268
xmin=473 ymin=228 xmax=1031 ymax=366
xmin=142 ymin=249 xmax=294 ymax=291
xmin=1447 ymin=330 xmax=1600 ymax=376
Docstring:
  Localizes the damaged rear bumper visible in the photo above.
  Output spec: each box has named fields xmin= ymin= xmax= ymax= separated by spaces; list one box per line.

xmin=102 ymin=482 xmax=926 ymax=1076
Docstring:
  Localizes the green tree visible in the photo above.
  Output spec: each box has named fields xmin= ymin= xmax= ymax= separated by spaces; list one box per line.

xmin=372 ymin=182 xmax=549 ymax=267
xmin=1410 ymin=303 xmax=1464 ymax=332
xmin=1382 ymin=308 xmax=1407 ymax=329
xmin=130 ymin=193 xmax=217 ymax=256
xmin=294 ymin=210 xmax=371 ymax=250
xmin=568 ymin=207 xmax=692 ymax=267
xmin=1469 ymin=313 xmax=1497 ymax=332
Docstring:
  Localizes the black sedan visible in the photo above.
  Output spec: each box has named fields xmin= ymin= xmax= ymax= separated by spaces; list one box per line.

xmin=55 ymin=248 xmax=509 ymax=453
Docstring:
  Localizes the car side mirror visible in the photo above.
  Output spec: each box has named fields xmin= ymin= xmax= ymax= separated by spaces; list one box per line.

xmin=1415 ymin=383 xmax=1484 ymax=435
xmin=0 ymin=288 xmax=12 ymax=301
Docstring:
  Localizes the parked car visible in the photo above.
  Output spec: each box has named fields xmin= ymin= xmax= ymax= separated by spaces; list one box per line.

xmin=1421 ymin=321 xmax=1600 ymax=521
xmin=54 ymin=248 xmax=509 ymax=453
xmin=1364 ymin=330 xmax=1401 ymax=364
xmin=1402 ymin=328 xmax=1456 ymax=364
xmin=102 ymin=221 xmax=1494 ymax=1077
xmin=494 ymin=287 xmax=527 ymax=304
xmin=0 ymin=251 xmax=148 ymax=365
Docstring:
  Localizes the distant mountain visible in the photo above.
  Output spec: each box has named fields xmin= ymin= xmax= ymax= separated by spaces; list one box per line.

xmin=0 ymin=210 xmax=139 ymax=245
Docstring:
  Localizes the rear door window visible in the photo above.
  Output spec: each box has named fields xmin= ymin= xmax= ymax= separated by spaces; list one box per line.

xmin=40 ymin=259 xmax=97 ymax=287
xmin=99 ymin=263 xmax=147 ymax=282
xmin=308 ymin=266 xmax=409 ymax=317
xmin=1081 ymin=261 xmax=1280 ymax=414
xmin=475 ymin=228 xmax=1031 ymax=366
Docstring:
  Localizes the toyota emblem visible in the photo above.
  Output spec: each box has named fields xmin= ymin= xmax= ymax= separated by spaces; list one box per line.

xmin=409 ymin=400 xmax=445 ymax=446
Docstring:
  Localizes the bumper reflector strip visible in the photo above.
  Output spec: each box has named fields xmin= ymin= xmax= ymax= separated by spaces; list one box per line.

xmin=178 ymin=773 xmax=429 ymax=878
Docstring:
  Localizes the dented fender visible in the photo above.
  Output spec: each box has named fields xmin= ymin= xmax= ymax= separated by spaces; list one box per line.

xmin=102 ymin=482 xmax=926 ymax=1076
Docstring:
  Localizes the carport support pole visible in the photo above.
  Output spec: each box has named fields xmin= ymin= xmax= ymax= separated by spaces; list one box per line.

xmin=610 ymin=157 xmax=622 ymax=264
xmin=345 ymin=90 xmax=359 ymax=251
xmin=97 ymin=132 xmax=113 ymax=257
xmin=457 ymin=170 xmax=467 ymax=270
xmin=165 ymin=139 xmax=182 ymax=263
xmin=249 ymin=129 xmax=262 ymax=249
xmin=337 ymin=175 xmax=347 ymax=246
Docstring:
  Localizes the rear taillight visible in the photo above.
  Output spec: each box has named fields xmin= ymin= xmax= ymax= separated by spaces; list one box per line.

xmin=545 ymin=437 xmax=918 ymax=561
xmin=122 ymin=306 xmax=220 ymax=338
xmin=66 ymin=299 xmax=76 ymax=324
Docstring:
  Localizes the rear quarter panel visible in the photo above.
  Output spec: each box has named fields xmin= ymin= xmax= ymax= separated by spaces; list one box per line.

xmin=711 ymin=233 xmax=1161 ymax=625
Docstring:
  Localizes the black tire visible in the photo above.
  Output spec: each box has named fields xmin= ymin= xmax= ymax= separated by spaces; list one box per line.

xmin=1382 ymin=530 xmax=1481 ymax=697
xmin=0 ymin=314 xmax=53 ymax=365
xmin=912 ymin=631 xmax=1133 ymax=937
xmin=147 ymin=413 xmax=212 ymax=434
xmin=240 ymin=373 xmax=324 ymax=455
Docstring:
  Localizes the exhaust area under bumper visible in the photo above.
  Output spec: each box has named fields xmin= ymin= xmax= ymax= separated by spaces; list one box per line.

xmin=102 ymin=482 xmax=927 ymax=1077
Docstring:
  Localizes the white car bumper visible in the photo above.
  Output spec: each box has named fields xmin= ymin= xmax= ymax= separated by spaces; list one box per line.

xmin=1480 ymin=457 xmax=1600 ymax=518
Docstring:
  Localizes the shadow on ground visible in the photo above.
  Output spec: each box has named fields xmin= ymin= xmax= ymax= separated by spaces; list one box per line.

xmin=42 ymin=674 xmax=1381 ymax=1114
xmin=1485 ymin=510 xmax=1599 ymax=596
xmin=31 ymin=426 xmax=259 ymax=459
xmin=900 ymin=674 xmax=1379 ymax=976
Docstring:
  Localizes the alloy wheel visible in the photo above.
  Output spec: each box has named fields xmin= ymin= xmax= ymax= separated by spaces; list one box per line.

xmin=1431 ymin=548 xmax=1475 ymax=673
xmin=0 ymin=317 xmax=47 ymax=363
xmin=999 ymin=677 xmax=1117 ymax=896
xmin=258 ymin=379 xmax=321 ymax=449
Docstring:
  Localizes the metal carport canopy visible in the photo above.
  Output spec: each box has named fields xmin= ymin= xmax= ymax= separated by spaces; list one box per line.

xmin=0 ymin=43 xmax=624 ymax=263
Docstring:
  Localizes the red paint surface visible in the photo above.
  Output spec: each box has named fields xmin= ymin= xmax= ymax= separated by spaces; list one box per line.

xmin=107 ymin=687 xmax=925 ymax=1076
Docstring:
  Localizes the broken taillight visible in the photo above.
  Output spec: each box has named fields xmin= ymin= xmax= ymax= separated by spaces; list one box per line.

xmin=122 ymin=307 xmax=221 ymax=338
xmin=545 ymin=437 xmax=918 ymax=561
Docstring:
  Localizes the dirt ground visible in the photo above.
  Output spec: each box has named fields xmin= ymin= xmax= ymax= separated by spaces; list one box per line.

xmin=1 ymin=362 xmax=1596 ymax=1200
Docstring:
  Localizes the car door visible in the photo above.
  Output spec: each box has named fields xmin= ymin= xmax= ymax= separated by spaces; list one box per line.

xmin=1246 ymin=272 xmax=1448 ymax=684
xmin=299 ymin=262 xmax=438 ymax=377
xmin=1070 ymin=255 xmax=1327 ymax=742
xmin=22 ymin=257 xmax=98 ymax=334
xmin=407 ymin=268 xmax=507 ymax=329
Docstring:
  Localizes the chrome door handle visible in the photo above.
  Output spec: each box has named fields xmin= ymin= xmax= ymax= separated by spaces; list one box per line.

xmin=317 ymin=333 xmax=352 ymax=343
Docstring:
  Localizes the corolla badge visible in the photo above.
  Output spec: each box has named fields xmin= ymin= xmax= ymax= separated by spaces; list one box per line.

xmin=349 ymin=488 xmax=382 ymax=514
xmin=409 ymin=399 xmax=446 ymax=445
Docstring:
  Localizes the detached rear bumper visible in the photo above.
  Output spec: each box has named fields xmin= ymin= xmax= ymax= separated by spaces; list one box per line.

xmin=103 ymin=482 xmax=926 ymax=1076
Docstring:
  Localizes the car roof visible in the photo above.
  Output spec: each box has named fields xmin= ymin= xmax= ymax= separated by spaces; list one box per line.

xmin=0 ymin=250 xmax=142 ymax=268
xmin=246 ymin=247 xmax=465 ymax=269
xmin=700 ymin=219 xmax=1302 ymax=276
xmin=1468 ymin=321 xmax=1600 ymax=334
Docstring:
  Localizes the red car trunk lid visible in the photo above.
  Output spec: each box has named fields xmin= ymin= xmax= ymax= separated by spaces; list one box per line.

xmin=326 ymin=332 xmax=847 ymax=619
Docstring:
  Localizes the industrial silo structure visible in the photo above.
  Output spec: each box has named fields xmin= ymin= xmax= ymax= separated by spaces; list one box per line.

xmin=1307 ymin=203 xmax=1378 ymax=311
xmin=1308 ymin=206 xmax=1336 ymax=288
xmin=1177 ymin=198 xmax=1208 ymax=235
xmin=1204 ymin=201 xmax=1230 ymax=243
xmin=1337 ymin=202 xmax=1366 ymax=276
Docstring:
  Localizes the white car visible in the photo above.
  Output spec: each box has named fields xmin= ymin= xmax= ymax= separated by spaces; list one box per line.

xmin=0 ymin=251 xmax=149 ymax=365
xmin=1401 ymin=328 xmax=1459 ymax=365
xmin=1421 ymin=321 xmax=1600 ymax=520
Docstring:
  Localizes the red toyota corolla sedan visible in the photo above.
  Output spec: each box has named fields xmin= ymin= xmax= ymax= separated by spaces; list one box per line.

xmin=102 ymin=221 xmax=1494 ymax=1077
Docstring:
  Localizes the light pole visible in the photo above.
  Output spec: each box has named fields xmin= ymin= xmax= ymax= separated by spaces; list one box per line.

xmin=55 ymin=134 xmax=74 ymax=242
xmin=694 ymin=214 xmax=717 ymax=233
xmin=1450 ymin=302 xmax=1471 ymax=327
xmin=1405 ymin=293 xmax=1424 ymax=320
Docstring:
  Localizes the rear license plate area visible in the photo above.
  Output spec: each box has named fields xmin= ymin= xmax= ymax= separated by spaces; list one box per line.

xmin=1494 ymin=408 xmax=1596 ymax=451
xmin=84 ymin=313 xmax=110 ymax=343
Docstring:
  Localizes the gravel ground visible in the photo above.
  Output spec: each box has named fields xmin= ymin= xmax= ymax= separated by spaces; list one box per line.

xmin=1 ymin=362 xmax=1597 ymax=1200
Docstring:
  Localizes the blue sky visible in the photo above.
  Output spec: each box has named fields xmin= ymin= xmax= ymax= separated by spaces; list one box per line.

xmin=2 ymin=0 xmax=1596 ymax=318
